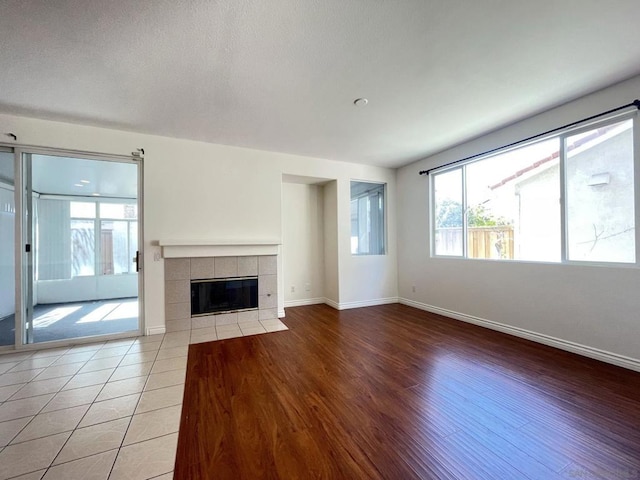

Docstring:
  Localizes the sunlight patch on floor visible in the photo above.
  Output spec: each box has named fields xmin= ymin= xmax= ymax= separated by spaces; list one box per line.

xmin=33 ymin=306 xmax=81 ymax=328
xmin=103 ymin=302 xmax=138 ymax=322
xmin=76 ymin=303 xmax=121 ymax=324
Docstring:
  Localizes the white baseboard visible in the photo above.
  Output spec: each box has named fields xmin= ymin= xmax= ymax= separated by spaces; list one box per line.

xmin=323 ymin=297 xmax=340 ymax=310
xmin=284 ymin=298 xmax=325 ymax=308
xmin=278 ymin=309 xmax=286 ymax=318
xmin=315 ymin=297 xmax=399 ymax=311
xmin=399 ymin=298 xmax=640 ymax=373
xmin=335 ymin=297 xmax=399 ymax=310
xmin=146 ymin=326 xmax=166 ymax=336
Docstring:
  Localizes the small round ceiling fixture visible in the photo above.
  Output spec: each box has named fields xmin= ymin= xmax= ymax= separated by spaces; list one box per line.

xmin=353 ymin=98 xmax=368 ymax=106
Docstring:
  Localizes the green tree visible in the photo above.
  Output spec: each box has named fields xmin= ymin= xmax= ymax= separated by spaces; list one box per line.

xmin=436 ymin=200 xmax=508 ymax=227
xmin=435 ymin=199 xmax=462 ymax=227
xmin=467 ymin=204 xmax=508 ymax=227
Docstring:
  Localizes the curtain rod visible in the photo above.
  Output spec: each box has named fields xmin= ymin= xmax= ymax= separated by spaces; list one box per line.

xmin=419 ymin=99 xmax=640 ymax=176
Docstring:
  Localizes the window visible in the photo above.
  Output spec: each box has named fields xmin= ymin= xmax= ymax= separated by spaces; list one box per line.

xmin=433 ymin=169 xmax=463 ymax=256
xmin=71 ymin=219 xmax=95 ymax=276
xmin=465 ymin=137 xmax=561 ymax=262
xmin=99 ymin=203 xmax=138 ymax=275
xmin=351 ymin=181 xmax=385 ymax=255
xmin=565 ymin=121 xmax=635 ymax=262
xmin=68 ymin=201 xmax=138 ymax=277
xmin=431 ymin=115 xmax=636 ymax=264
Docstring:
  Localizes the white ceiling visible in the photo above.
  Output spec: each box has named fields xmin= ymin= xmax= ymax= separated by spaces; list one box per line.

xmin=1 ymin=1 xmax=639 ymax=168
xmin=0 ymin=152 xmax=137 ymax=198
xmin=32 ymin=155 xmax=137 ymax=198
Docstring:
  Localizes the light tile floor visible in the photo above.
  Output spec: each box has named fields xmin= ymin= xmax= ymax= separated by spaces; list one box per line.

xmin=0 ymin=319 xmax=288 ymax=479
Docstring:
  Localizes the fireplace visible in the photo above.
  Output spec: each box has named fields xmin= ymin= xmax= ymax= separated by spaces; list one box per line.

xmin=163 ymin=254 xmax=278 ymax=333
xmin=191 ymin=277 xmax=258 ymax=316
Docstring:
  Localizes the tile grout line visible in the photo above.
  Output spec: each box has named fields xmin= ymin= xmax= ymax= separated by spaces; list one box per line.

xmin=108 ymin=433 xmax=179 ymax=480
xmin=106 ymin=334 xmax=174 ymax=480
xmin=47 ymin=447 xmax=120 ymax=472
xmin=0 ymin=346 xmax=90 ymax=479
xmin=2 ymin=359 xmax=83 ymax=450
xmin=0 ymin=337 xmax=145 ymax=478
xmin=49 ymin=337 xmax=162 ymax=476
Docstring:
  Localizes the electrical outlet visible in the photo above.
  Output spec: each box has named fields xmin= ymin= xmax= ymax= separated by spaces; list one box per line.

xmin=153 ymin=252 xmax=161 ymax=261
xmin=305 ymin=283 xmax=311 ymax=292
xmin=291 ymin=286 xmax=295 ymax=293
xmin=412 ymin=285 xmax=416 ymax=293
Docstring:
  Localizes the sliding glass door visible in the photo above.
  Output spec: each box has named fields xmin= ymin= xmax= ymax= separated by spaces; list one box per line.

xmin=22 ymin=152 xmax=142 ymax=344
xmin=0 ymin=148 xmax=15 ymax=348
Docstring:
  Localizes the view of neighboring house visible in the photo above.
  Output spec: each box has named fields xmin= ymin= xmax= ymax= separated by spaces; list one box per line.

xmin=505 ymin=119 xmax=634 ymax=263
xmin=435 ymin=118 xmax=635 ymax=263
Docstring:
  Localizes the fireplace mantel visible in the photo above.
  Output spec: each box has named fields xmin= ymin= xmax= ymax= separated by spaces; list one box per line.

xmin=159 ymin=240 xmax=280 ymax=258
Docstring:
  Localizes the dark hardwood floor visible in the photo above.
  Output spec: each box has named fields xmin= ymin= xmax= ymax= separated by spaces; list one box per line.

xmin=175 ymin=304 xmax=640 ymax=479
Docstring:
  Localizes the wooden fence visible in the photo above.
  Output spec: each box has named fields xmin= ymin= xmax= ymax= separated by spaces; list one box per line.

xmin=435 ymin=226 xmax=514 ymax=259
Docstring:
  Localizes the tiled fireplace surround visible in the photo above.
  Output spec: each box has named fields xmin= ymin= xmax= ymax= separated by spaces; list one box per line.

xmin=164 ymin=255 xmax=278 ymax=335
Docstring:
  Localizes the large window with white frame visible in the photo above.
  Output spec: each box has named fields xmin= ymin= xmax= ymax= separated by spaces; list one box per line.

xmin=431 ymin=114 xmax=637 ymax=264
xmin=38 ymin=199 xmax=138 ymax=280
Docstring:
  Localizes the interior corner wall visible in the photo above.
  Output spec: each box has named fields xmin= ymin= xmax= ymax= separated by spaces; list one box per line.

xmin=282 ymin=183 xmax=325 ymax=305
xmin=322 ymin=181 xmax=339 ymax=305
xmin=397 ymin=74 xmax=640 ymax=367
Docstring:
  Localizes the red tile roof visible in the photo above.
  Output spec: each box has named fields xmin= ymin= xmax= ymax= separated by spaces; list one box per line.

xmin=489 ymin=125 xmax=618 ymax=190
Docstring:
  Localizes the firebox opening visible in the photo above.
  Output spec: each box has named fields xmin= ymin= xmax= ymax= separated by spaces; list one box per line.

xmin=191 ymin=277 xmax=258 ymax=317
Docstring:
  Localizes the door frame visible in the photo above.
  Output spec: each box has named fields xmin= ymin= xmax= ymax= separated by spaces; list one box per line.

xmin=0 ymin=146 xmax=17 ymax=352
xmin=1 ymin=143 xmax=145 ymax=351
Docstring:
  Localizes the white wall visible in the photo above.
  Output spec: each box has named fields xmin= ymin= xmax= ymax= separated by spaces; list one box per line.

xmin=37 ymin=274 xmax=138 ymax=304
xmin=397 ymin=74 xmax=640 ymax=368
xmin=0 ymin=184 xmax=15 ymax=318
xmin=323 ymin=181 xmax=339 ymax=306
xmin=0 ymin=112 xmax=398 ymax=333
xmin=338 ymin=173 xmax=398 ymax=307
xmin=282 ymin=182 xmax=325 ymax=305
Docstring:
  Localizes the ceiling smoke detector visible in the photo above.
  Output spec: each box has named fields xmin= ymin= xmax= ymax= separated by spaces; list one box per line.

xmin=353 ymin=98 xmax=368 ymax=106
